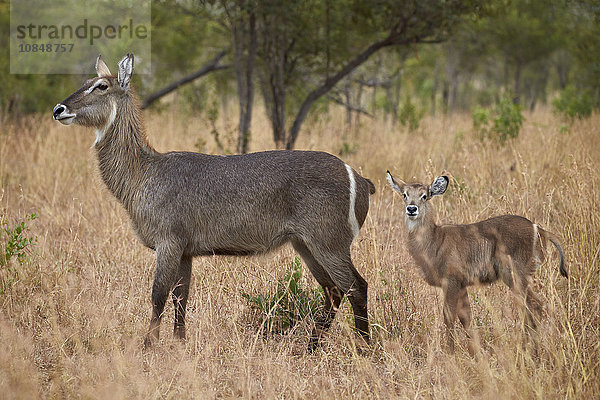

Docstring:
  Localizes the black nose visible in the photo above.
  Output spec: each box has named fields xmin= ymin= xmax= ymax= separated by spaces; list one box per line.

xmin=53 ymin=104 xmax=65 ymax=119
xmin=406 ymin=205 xmax=418 ymax=215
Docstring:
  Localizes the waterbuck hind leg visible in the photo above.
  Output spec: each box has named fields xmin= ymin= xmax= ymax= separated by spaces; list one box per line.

xmin=172 ymin=254 xmax=193 ymax=340
xmin=322 ymin=252 xmax=369 ymax=346
xmin=144 ymin=244 xmax=182 ymax=348
xmin=292 ymin=240 xmax=342 ymax=352
xmin=309 ymin=285 xmax=343 ymax=352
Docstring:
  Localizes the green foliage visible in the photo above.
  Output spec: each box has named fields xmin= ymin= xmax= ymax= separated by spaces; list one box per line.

xmin=242 ymin=257 xmax=324 ymax=334
xmin=553 ymin=86 xmax=594 ymax=121
xmin=398 ymin=97 xmax=423 ymax=131
xmin=338 ymin=141 xmax=358 ymax=156
xmin=473 ymin=97 xmax=524 ymax=145
xmin=472 ymin=107 xmax=490 ymax=139
xmin=450 ymin=176 xmax=472 ymax=200
xmin=492 ymin=98 xmax=524 ymax=144
xmin=1 ymin=213 xmax=37 ymax=294
xmin=205 ymin=99 xmax=231 ymax=154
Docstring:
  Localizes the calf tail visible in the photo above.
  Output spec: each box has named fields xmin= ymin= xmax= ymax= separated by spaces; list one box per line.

xmin=547 ymin=233 xmax=567 ymax=278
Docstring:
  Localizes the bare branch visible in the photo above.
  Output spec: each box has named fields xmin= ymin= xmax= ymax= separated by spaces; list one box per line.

xmin=326 ymin=94 xmax=374 ymax=118
xmin=142 ymin=51 xmax=230 ymax=109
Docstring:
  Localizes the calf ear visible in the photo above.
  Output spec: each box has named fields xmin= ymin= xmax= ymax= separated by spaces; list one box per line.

xmin=429 ymin=176 xmax=449 ymax=197
xmin=117 ymin=53 xmax=134 ymax=90
xmin=386 ymin=170 xmax=405 ymax=193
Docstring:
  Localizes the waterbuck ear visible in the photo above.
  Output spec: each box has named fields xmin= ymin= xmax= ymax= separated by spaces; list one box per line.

xmin=429 ymin=176 xmax=449 ymax=197
xmin=117 ymin=53 xmax=134 ymax=90
xmin=95 ymin=55 xmax=112 ymax=77
xmin=386 ymin=170 xmax=405 ymax=193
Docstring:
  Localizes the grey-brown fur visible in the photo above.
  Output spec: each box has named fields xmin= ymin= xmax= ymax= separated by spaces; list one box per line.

xmin=52 ymin=54 xmax=376 ymax=350
xmin=386 ymin=171 xmax=567 ymax=354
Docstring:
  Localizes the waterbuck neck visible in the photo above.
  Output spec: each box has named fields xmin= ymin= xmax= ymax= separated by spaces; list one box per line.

xmin=94 ymin=92 xmax=158 ymax=210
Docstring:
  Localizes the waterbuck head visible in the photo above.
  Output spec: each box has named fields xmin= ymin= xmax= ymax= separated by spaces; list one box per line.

xmin=52 ymin=54 xmax=134 ymax=140
xmin=386 ymin=171 xmax=448 ymax=228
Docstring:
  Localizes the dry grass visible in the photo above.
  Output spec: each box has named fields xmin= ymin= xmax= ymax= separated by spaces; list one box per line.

xmin=0 ymin=104 xmax=598 ymax=399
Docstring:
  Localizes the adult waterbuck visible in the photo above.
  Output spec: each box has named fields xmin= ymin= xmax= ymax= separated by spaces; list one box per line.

xmin=52 ymin=53 xmax=376 ymax=350
xmin=386 ymin=171 xmax=567 ymax=353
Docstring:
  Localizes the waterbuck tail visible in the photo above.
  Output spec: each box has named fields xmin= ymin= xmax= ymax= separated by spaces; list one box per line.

xmin=366 ymin=178 xmax=376 ymax=195
xmin=547 ymin=234 xmax=567 ymax=278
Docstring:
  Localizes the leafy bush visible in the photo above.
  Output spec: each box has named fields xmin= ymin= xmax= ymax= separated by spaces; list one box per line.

xmin=472 ymin=107 xmax=490 ymax=140
xmin=472 ymin=97 xmax=524 ymax=145
xmin=553 ymin=86 xmax=594 ymax=120
xmin=492 ymin=97 xmax=524 ymax=144
xmin=1 ymin=213 xmax=37 ymax=294
xmin=398 ymin=97 xmax=424 ymax=131
xmin=242 ymin=257 xmax=324 ymax=334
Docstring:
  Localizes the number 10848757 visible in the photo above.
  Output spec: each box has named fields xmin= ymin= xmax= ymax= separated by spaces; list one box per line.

xmin=19 ymin=43 xmax=74 ymax=53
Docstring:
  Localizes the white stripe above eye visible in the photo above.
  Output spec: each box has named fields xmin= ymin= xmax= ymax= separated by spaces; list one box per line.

xmin=345 ymin=164 xmax=359 ymax=239
xmin=85 ymin=79 xmax=105 ymax=95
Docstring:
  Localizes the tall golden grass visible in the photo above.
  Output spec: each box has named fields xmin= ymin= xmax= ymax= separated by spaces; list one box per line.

xmin=0 ymin=105 xmax=598 ymax=398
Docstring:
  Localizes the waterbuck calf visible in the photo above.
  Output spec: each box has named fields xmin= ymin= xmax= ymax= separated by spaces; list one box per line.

xmin=52 ymin=53 xmax=376 ymax=351
xmin=386 ymin=171 xmax=567 ymax=353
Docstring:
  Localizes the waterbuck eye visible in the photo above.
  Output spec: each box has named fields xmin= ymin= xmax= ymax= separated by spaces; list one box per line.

xmin=402 ymin=193 xmax=407 ymax=199
xmin=421 ymin=193 xmax=427 ymax=200
xmin=97 ymin=83 xmax=108 ymax=91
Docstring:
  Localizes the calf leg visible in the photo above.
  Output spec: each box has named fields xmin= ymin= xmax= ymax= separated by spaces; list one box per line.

xmin=172 ymin=254 xmax=193 ymax=340
xmin=525 ymin=286 xmax=543 ymax=331
xmin=442 ymin=279 xmax=461 ymax=353
xmin=457 ymin=288 xmax=478 ymax=356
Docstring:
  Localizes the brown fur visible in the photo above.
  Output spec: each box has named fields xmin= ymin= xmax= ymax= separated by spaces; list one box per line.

xmin=387 ymin=172 xmax=567 ymax=354
xmin=53 ymin=54 xmax=376 ymax=351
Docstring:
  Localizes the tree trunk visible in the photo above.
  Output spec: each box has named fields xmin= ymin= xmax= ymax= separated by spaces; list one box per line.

xmin=233 ymin=11 xmax=256 ymax=154
xmin=343 ymin=79 xmax=352 ymax=127
xmin=431 ymin=59 xmax=438 ymax=116
xmin=514 ymin=61 xmax=522 ymax=103
xmin=555 ymin=49 xmax=570 ymax=90
xmin=446 ymin=50 xmax=458 ymax=114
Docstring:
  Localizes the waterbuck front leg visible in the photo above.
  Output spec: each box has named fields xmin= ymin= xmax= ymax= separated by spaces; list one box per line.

xmin=144 ymin=243 xmax=182 ymax=348
xmin=172 ymin=254 xmax=193 ymax=340
xmin=442 ymin=278 xmax=461 ymax=353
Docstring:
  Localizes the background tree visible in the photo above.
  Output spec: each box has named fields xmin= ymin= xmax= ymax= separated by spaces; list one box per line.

xmin=1 ymin=0 xmax=599 ymax=147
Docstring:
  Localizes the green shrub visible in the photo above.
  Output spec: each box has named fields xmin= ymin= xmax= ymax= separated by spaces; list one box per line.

xmin=398 ymin=97 xmax=424 ymax=132
xmin=492 ymin=97 xmax=524 ymax=144
xmin=472 ymin=107 xmax=490 ymax=139
xmin=242 ymin=257 xmax=324 ymax=334
xmin=553 ymin=86 xmax=594 ymax=120
xmin=1 ymin=213 xmax=37 ymax=294
xmin=472 ymin=97 xmax=524 ymax=145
